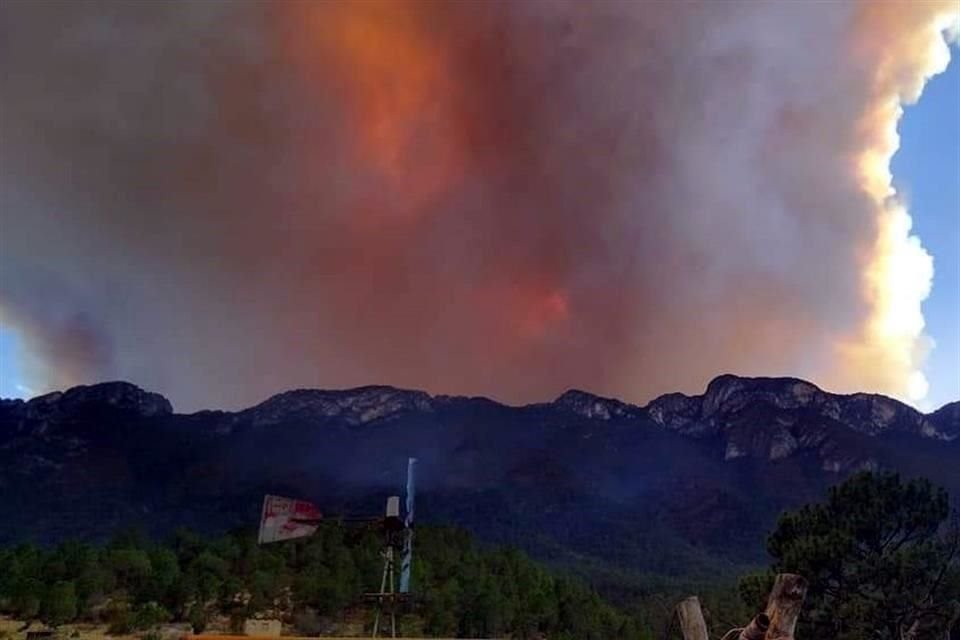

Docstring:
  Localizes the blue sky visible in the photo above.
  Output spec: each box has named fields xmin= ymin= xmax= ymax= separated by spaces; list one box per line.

xmin=0 ymin=328 xmax=26 ymax=398
xmin=893 ymin=48 xmax=960 ymax=410
xmin=1 ymin=49 xmax=958 ymax=410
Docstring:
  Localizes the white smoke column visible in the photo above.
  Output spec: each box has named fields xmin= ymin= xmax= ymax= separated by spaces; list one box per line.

xmin=834 ymin=2 xmax=959 ymax=404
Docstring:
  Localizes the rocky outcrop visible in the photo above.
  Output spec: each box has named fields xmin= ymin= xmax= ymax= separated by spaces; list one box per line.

xmin=645 ymin=375 xmax=953 ymax=472
xmin=646 ymin=375 xmax=953 ymax=439
xmin=1 ymin=382 xmax=172 ymax=433
xmin=552 ymin=389 xmax=642 ymax=421
xmin=0 ymin=382 xmax=174 ymax=489
xmin=242 ymin=386 xmax=434 ymax=427
xmin=645 ymin=392 xmax=708 ymax=435
xmin=59 ymin=382 xmax=174 ymax=417
xmin=928 ymin=401 xmax=960 ymax=440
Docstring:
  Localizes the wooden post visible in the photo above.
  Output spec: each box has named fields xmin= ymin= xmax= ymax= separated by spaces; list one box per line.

xmin=676 ymin=596 xmax=709 ymax=640
xmin=763 ymin=574 xmax=808 ymax=639
xmin=737 ymin=613 xmax=770 ymax=640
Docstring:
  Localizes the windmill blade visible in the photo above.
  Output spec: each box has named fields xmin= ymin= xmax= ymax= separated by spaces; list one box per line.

xmin=257 ymin=495 xmax=322 ymax=544
xmin=399 ymin=457 xmax=417 ymax=593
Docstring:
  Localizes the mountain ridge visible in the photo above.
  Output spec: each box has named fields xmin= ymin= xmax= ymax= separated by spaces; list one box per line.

xmin=6 ymin=373 xmax=954 ymax=428
xmin=1 ymin=374 xmax=957 ymax=586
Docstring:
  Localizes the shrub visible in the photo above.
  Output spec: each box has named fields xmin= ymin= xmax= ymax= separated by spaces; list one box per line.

xmin=104 ymin=600 xmax=134 ymax=636
xmin=41 ymin=581 xmax=78 ymax=627
xmin=132 ymin=603 xmax=171 ymax=630
xmin=291 ymin=610 xmax=326 ymax=637
xmin=188 ymin=605 xmax=207 ymax=634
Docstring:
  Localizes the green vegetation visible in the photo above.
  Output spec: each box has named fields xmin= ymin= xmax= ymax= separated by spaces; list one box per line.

xmin=742 ymin=472 xmax=960 ymax=640
xmin=0 ymin=525 xmax=651 ymax=638
xmin=2 ymin=472 xmax=956 ymax=639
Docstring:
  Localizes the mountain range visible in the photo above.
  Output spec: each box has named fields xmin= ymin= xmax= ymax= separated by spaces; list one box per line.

xmin=1 ymin=374 xmax=957 ymax=589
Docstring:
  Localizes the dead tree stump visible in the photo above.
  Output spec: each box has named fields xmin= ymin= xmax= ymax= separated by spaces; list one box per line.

xmin=763 ymin=573 xmax=808 ymax=639
xmin=676 ymin=572 xmax=807 ymax=640
xmin=676 ymin=596 xmax=710 ymax=640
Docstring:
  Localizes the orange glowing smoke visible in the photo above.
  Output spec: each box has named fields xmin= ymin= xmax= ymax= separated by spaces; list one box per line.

xmin=281 ymin=0 xmax=465 ymax=220
xmin=488 ymin=284 xmax=571 ymax=342
xmin=275 ymin=1 xmax=574 ymax=349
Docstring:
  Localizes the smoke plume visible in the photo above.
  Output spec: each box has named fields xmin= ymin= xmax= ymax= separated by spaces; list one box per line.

xmin=0 ymin=0 xmax=956 ymax=410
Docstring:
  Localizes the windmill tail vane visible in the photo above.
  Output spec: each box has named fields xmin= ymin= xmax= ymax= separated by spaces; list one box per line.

xmin=399 ymin=457 xmax=417 ymax=593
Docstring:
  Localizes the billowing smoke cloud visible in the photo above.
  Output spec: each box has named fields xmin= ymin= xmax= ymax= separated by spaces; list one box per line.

xmin=0 ymin=0 xmax=956 ymax=411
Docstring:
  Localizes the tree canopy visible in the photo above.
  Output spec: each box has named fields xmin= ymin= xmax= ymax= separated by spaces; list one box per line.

xmin=744 ymin=472 xmax=960 ymax=640
xmin=0 ymin=525 xmax=652 ymax=639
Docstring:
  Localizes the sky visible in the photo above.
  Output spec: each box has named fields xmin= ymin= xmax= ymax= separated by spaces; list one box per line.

xmin=0 ymin=329 xmax=23 ymax=398
xmin=891 ymin=50 xmax=960 ymax=410
xmin=0 ymin=1 xmax=958 ymax=412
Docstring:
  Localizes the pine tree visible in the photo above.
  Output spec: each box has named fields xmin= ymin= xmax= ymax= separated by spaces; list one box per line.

xmin=750 ymin=472 xmax=960 ymax=640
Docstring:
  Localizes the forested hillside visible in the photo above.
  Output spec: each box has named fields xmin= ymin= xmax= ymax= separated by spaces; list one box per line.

xmin=0 ymin=525 xmax=654 ymax=639
xmin=3 ymin=473 xmax=957 ymax=639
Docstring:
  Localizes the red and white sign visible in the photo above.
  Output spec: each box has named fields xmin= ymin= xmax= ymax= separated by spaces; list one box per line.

xmin=257 ymin=494 xmax=323 ymax=544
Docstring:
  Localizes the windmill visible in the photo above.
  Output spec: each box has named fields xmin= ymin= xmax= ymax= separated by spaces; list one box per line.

xmin=371 ymin=457 xmax=417 ymax=638
xmin=254 ymin=458 xmax=418 ymax=638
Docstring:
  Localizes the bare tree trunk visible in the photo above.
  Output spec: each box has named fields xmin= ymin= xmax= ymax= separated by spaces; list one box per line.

xmin=676 ymin=596 xmax=709 ymax=640
xmin=764 ymin=574 xmax=808 ymax=639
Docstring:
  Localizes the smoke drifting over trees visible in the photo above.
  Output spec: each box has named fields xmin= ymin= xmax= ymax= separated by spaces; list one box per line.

xmin=1 ymin=0 xmax=957 ymax=410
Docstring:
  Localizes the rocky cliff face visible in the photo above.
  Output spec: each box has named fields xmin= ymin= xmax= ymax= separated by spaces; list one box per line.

xmin=645 ymin=375 xmax=955 ymax=470
xmin=551 ymin=389 xmax=643 ymax=421
xmin=0 ymin=382 xmax=174 ymax=475
xmin=242 ymin=386 xmax=434 ymax=427
xmin=929 ymin=401 xmax=960 ymax=440
xmin=2 ymin=381 xmax=172 ymax=425
xmin=648 ymin=374 xmax=950 ymax=439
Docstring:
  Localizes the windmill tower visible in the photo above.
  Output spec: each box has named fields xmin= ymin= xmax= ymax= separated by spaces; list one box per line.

xmin=371 ymin=457 xmax=417 ymax=638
